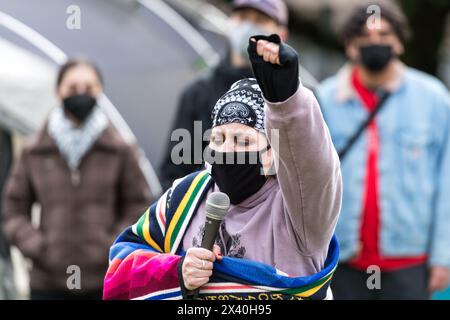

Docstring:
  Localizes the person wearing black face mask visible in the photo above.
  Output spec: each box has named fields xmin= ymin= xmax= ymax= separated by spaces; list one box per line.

xmin=62 ymin=93 xmax=97 ymax=123
xmin=359 ymin=44 xmax=393 ymax=73
xmin=202 ymin=76 xmax=275 ymax=205
xmin=317 ymin=0 xmax=450 ymax=300
xmin=1 ymin=59 xmax=152 ymax=300
xmin=103 ymin=35 xmax=343 ymax=301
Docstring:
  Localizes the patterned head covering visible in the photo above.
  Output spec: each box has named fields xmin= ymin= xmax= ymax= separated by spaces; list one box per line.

xmin=211 ymin=78 xmax=265 ymax=133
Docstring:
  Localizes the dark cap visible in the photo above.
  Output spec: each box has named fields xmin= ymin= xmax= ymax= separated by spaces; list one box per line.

xmin=232 ymin=0 xmax=288 ymax=26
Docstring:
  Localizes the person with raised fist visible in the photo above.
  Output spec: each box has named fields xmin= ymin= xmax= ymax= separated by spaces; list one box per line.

xmin=104 ymin=35 xmax=341 ymax=301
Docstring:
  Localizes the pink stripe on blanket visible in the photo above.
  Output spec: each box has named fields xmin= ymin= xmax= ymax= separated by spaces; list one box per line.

xmin=103 ymin=249 xmax=181 ymax=300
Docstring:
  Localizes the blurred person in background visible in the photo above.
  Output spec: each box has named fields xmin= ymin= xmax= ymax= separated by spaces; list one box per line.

xmin=1 ymin=59 xmax=152 ymax=300
xmin=158 ymin=0 xmax=289 ymax=190
xmin=0 ymin=129 xmax=17 ymax=299
xmin=317 ymin=0 xmax=450 ymax=299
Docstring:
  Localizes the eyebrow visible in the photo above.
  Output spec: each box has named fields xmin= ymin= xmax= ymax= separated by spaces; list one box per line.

xmin=231 ymin=131 xmax=257 ymax=138
xmin=211 ymin=130 xmax=224 ymax=137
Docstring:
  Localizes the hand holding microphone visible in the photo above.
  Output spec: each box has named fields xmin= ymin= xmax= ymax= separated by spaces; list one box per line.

xmin=181 ymin=192 xmax=230 ymax=292
xmin=182 ymin=245 xmax=221 ymax=291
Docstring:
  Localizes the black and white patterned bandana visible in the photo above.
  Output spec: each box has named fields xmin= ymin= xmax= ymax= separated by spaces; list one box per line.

xmin=211 ymin=78 xmax=265 ymax=133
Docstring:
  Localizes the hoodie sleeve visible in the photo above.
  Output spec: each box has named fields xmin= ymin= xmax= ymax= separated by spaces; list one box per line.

xmin=248 ymin=35 xmax=342 ymax=255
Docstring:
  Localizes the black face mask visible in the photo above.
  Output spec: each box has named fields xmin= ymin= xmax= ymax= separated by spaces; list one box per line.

xmin=63 ymin=94 xmax=97 ymax=123
xmin=206 ymin=148 xmax=270 ymax=205
xmin=359 ymin=44 xmax=393 ymax=72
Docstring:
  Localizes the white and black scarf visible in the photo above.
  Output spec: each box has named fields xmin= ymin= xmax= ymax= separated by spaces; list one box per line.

xmin=48 ymin=106 xmax=108 ymax=170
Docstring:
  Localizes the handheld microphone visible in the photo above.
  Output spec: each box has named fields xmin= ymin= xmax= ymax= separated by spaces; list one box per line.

xmin=192 ymin=192 xmax=230 ymax=299
xmin=201 ymin=192 xmax=230 ymax=250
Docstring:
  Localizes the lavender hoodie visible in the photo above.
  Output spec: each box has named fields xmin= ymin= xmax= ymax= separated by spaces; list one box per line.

xmin=182 ymin=82 xmax=342 ymax=277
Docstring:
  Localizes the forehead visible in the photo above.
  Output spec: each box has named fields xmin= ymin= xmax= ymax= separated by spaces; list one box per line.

xmin=212 ymin=123 xmax=261 ymax=137
xmin=361 ymin=18 xmax=394 ymax=35
xmin=61 ymin=65 xmax=100 ymax=84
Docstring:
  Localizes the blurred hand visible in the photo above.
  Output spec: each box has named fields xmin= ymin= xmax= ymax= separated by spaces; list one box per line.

xmin=182 ymin=245 xmax=222 ymax=291
xmin=251 ymin=38 xmax=281 ymax=65
xmin=428 ymin=266 xmax=450 ymax=292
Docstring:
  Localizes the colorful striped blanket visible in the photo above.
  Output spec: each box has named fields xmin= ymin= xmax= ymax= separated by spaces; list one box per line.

xmin=103 ymin=170 xmax=339 ymax=300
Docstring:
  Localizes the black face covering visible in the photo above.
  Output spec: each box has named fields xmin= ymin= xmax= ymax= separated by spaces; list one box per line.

xmin=360 ymin=44 xmax=393 ymax=72
xmin=63 ymin=94 xmax=97 ymax=123
xmin=206 ymin=148 xmax=270 ymax=205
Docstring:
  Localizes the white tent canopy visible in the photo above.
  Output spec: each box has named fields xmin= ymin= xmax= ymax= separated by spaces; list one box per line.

xmin=0 ymin=37 xmax=57 ymax=135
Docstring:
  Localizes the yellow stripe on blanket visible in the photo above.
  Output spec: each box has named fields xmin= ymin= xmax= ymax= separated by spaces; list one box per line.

xmin=164 ymin=171 xmax=208 ymax=253
xmin=143 ymin=209 xmax=163 ymax=252
xmin=294 ymin=283 xmax=325 ymax=298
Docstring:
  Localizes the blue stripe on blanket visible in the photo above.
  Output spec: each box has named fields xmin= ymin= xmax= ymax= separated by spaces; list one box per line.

xmin=209 ymin=235 xmax=338 ymax=288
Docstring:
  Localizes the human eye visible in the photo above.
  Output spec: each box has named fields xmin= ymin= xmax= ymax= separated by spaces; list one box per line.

xmin=236 ymin=137 xmax=250 ymax=147
xmin=211 ymin=134 xmax=224 ymax=146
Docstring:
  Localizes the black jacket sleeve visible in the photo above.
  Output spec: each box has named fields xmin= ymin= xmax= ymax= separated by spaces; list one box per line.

xmin=158 ymin=83 xmax=204 ymax=190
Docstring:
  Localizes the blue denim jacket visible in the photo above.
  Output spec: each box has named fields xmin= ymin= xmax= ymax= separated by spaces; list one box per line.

xmin=317 ymin=63 xmax=450 ymax=267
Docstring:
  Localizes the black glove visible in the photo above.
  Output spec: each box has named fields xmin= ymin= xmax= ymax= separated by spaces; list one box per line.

xmin=247 ymin=34 xmax=299 ymax=103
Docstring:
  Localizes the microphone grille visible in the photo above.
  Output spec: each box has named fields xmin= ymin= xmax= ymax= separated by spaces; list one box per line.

xmin=205 ymin=192 xmax=230 ymax=221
